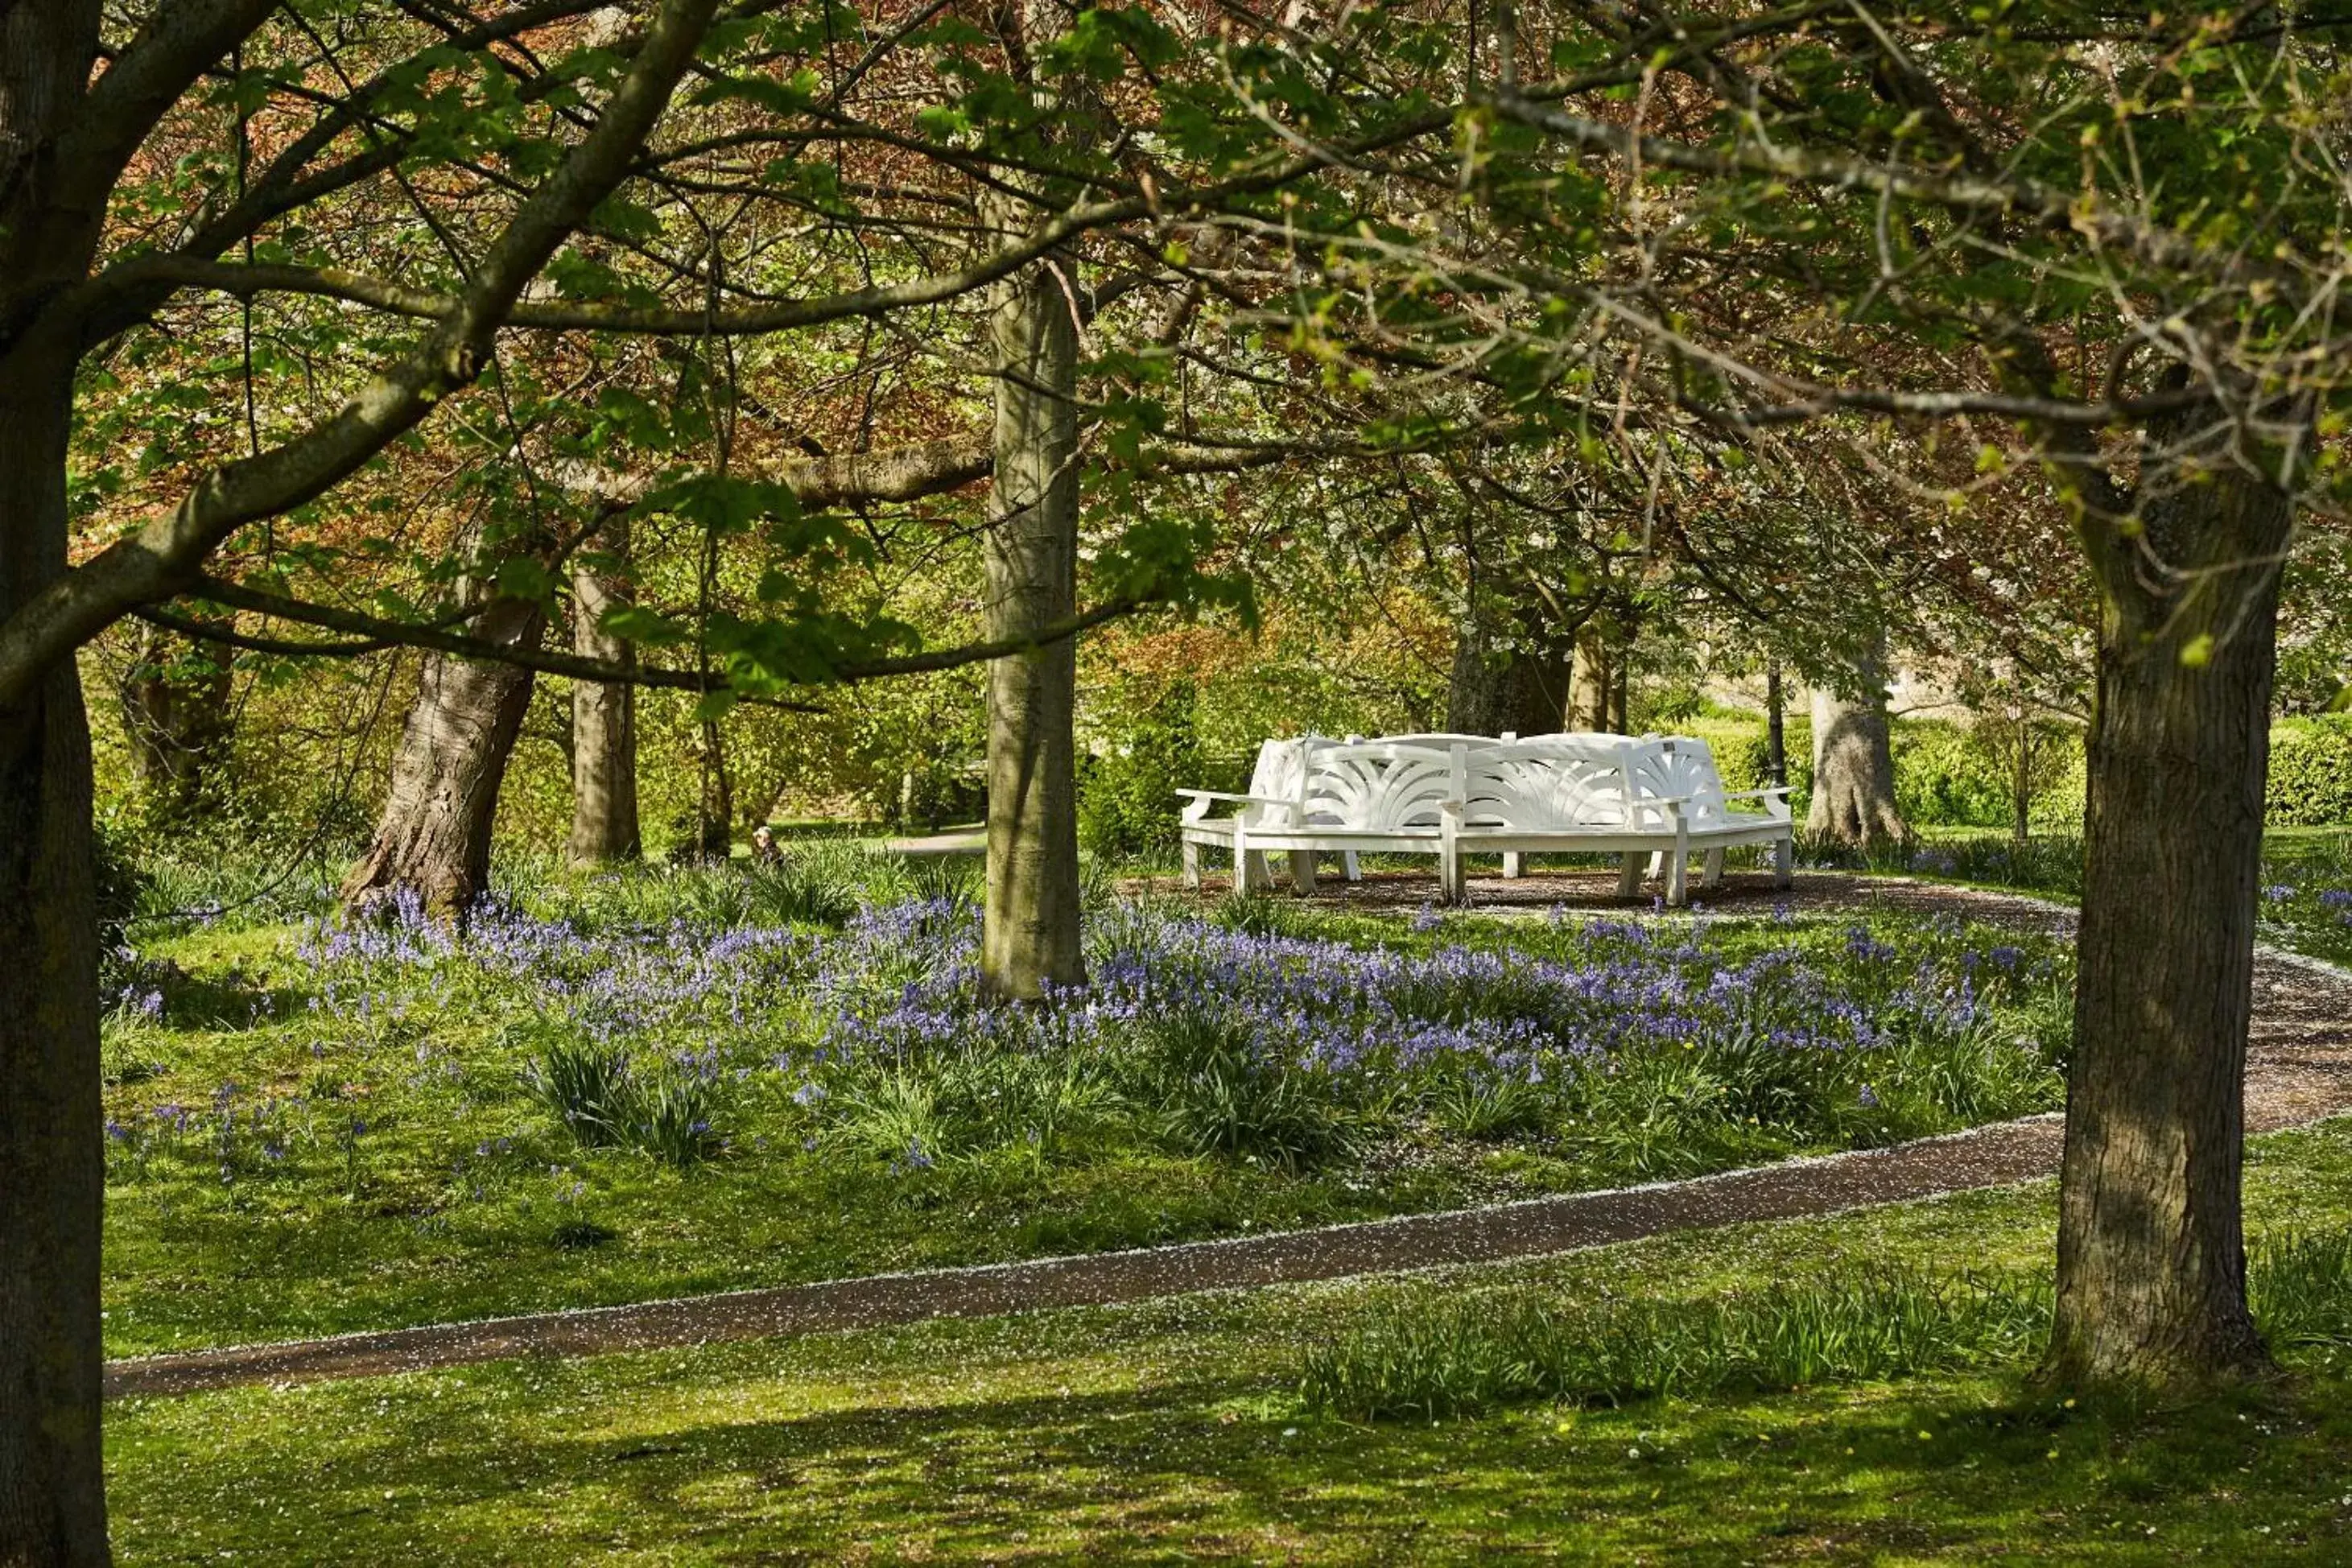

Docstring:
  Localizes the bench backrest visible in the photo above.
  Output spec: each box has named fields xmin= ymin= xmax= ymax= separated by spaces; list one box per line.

xmin=1243 ymin=732 xmax=1778 ymax=836
xmin=1458 ymin=736 xmax=1650 ymax=830
xmin=1296 ymin=741 xmax=1460 ymax=831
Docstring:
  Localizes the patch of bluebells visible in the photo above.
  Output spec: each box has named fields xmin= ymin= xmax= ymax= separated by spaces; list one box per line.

xmin=242 ymin=888 xmax=2068 ymax=1174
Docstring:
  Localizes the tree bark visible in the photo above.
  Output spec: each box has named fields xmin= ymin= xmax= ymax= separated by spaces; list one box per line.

xmin=1571 ymin=628 xmax=1611 ymax=731
xmin=1764 ymin=658 xmax=1789 ymax=788
xmin=977 ymin=6 xmax=1088 ymax=1000
xmin=2 ymin=6 xmax=113 ymax=1558
xmin=116 ymin=621 xmax=233 ymax=814
xmin=2044 ymin=415 xmax=2296 ymax=1389
xmin=340 ymin=597 xmax=546 ymax=918
xmin=2011 ymin=712 xmax=2033 ymax=844
xmin=1 ymin=365 xmax=109 ymax=1568
xmin=1806 ymin=633 xmax=1908 ymax=847
xmin=1447 ymin=624 xmax=1572 ymax=737
xmin=567 ymin=519 xmax=639 ymax=866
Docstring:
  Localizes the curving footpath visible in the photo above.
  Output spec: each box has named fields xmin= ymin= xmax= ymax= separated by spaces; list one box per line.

xmin=103 ymin=879 xmax=2352 ymax=1402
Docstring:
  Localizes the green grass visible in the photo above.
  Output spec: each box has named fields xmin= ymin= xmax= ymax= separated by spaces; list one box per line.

xmin=105 ymin=1116 xmax=2352 ymax=1565
xmin=95 ymin=889 xmax=2068 ymax=1356
xmin=1801 ymin=827 xmax=2352 ymax=969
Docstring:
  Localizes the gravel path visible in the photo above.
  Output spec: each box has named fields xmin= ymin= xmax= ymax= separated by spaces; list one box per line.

xmin=103 ymin=877 xmax=2352 ymax=1402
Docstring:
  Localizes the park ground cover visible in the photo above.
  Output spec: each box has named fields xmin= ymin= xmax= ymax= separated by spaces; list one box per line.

xmin=1797 ymin=827 xmax=2352 ymax=970
xmin=105 ymin=1116 xmax=2352 ymax=1565
xmin=97 ymin=857 xmax=2069 ymax=1355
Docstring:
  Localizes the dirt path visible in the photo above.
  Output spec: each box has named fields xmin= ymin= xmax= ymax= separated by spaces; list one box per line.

xmin=103 ymin=879 xmax=2352 ymax=1402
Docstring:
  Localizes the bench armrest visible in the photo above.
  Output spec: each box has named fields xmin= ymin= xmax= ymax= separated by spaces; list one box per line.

xmin=1176 ymin=789 xmax=1297 ymax=824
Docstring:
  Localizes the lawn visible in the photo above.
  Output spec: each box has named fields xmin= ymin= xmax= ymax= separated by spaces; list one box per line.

xmin=105 ymin=1116 xmax=2352 ymax=1565
xmin=1807 ymin=827 xmax=2352 ymax=969
xmin=97 ymin=860 xmax=2069 ymax=1355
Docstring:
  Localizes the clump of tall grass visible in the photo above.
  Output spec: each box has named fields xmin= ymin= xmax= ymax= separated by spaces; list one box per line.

xmin=1297 ymin=1229 xmax=2352 ymax=1420
xmin=522 ymin=1036 xmax=725 ymax=1170
xmin=1298 ymin=1269 xmax=2050 ymax=1419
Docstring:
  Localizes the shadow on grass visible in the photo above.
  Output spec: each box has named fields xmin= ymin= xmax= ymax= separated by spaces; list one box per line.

xmin=109 ymin=1341 xmax=2352 ymax=1565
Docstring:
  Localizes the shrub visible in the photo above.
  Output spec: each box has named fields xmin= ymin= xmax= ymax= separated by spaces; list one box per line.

xmin=1079 ymin=683 xmax=1207 ymax=861
xmin=2268 ymin=717 xmax=2352 ymax=827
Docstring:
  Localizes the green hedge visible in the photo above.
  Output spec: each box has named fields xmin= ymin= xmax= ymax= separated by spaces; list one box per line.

xmin=2270 ymin=717 xmax=2352 ymax=827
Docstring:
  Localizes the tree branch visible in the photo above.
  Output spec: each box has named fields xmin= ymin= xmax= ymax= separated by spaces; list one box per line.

xmin=0 ymin=0 xmax=722 ymax=711
xmin=179 ymin=574 xmax=1152 ymax=688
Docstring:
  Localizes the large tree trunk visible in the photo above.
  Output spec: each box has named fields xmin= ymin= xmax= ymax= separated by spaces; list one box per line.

xmin=1446 ymin=625 xmax=1572 ymax=736
xmin=1807 ymin=633 xmax=1907 ymax=847
xmin=115 ymin=621 xmax=233 ymax=814
xmin=2 ymin=8 xmax=113 ymax=1558
xmin=567 ymin=521 xmax=639 ymax=866
xmin=340 ymin=597 xmax=546 ymax=918
xmin=0 ymin=362 xmax=110 ymax=1566
xmin=978 ymin=19 xmax=1086 ymax=1001
xmin=2044 ymin=420 xmax=2296 ymax=1389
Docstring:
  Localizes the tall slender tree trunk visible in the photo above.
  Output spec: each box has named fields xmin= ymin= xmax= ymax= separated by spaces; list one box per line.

xmin=116 ymin=622 xmax=233 ymax=813
xmin=2045 ymin=416 xmax=2296 ymax=1389
xmin=1764 ymin=659 xmax=1789 ymax=788
xmin=0 ymin=357 xmax=109 ymax=1567
xmin=977 ymin=0 xmax=1087 ymax=1001
xmin=1571 ymin=628 xmax=1611 ymax=731
xmin=2011 ymin=712 xmax=2034 ymax=845
xmin=340 ymin=598 xmax=546 ymax=918
xmin=980 ymin=237 xmax=1084 ymax=997
xmin=1807 ymin=632 xmax=1908 ymax=847
xmin=567 ymin=520 xmax=639 ymax=865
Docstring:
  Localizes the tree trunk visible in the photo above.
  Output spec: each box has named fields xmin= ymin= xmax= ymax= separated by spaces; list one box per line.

xmin=1806 ymin=633 xmax=1907 ymax=847
xmin=567 ymin=522 xmax=639 ymax=866
xmin=978 ymin=111 xmax=1086 ymax=995
xmin=116 ymin=621 xmax=233 ymax=814
xmin=2044 ymin=421 xmax=2296 ymax=1389
xmin=2012 ymin=713 xmax=2033 ymax=844
xmin=2 ymin=8 xmax=113 ymax=1554
xmin=1447 ymin=621 xmax=1571 ymax=737
xmin=1571 ymin=629 xmax=1611 ymax=731
xmin=692 ymin=716 xmax=733 ymax=859
xmin=340 ymin=599 xmax=545 ymax=918
xmin=1764 ymin=659 xmax=1789 ymax=788
xmin=0 ymin=357 xmax=110 ymax=1566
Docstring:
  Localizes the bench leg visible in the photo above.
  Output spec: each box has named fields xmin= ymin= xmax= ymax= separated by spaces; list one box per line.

xmin=1665 ymin=851 xmax=1690 ymax=908
xmin=1502 ymin=852 xmax=1522 ymax=880
xmin=1343 ymin=850 xmax=1362 ymax=883
xmin=1702 ymin=848 xmax=1726 ymax=889
xmin=1774 ymin=834 xmax=1793 ymax=889
xmin=1440 ymin=845 xmax=1466 ymax=905
xmin=1182 ymin=841 xmax=1201 ymax=890
xmin=1616 ymin=852 xmax=1644 ymax=897
xmin=1288 ymin=849 xmax=1318 ymax=896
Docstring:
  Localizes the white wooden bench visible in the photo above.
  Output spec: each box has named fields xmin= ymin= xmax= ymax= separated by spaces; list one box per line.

xmin=1178 ymin=732 xmax=1792 ymax=906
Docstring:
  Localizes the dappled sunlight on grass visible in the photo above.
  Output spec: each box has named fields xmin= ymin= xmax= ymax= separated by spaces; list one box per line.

xmin=108 ymin=1120 xmax=2352 ymax=1565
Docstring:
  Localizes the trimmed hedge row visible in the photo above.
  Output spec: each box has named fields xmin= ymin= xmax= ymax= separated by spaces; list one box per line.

xmin=2270 ymin=717 xmax=2352 ymax=828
